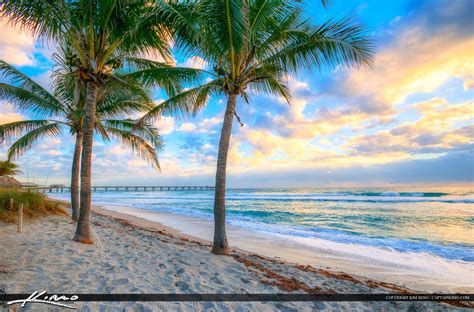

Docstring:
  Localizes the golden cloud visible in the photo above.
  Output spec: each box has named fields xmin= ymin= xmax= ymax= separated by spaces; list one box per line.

xmin=0 ymin=18 xmax=35 ymax=66
xmin=345 ymin=27 xmax=474 ymax=104
xmin=346 ymin=97 xmax=473 ymax=155
xmin=226 ymin=20 xmax=474 ymax=173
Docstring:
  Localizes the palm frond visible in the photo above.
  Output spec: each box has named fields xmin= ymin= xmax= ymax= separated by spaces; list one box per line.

xmin=94 ymin=121 xmax=111 ymax=142
xmin=124 ymin=66 xmax=206 ymax=97
xmin=112 ymin=1 xmax=173 ymax=60
xmin=261 ymin=17 xmax=375 ymax=73
xmin=103 ymin=119 xmax=162 ymax=147
xmin=104 ymin=126 xmax=162 ymax=169
xmin=248 ymin=75 xmax=291 ymax=103
xmin=1 ymin=0 xmax=71 ymax=41
xmin=121 ymin=56 xmax=172 ymax=70
xmin=96 ymin=81 xmax=154 ymax=118
xmin=50 ymin=48 xmax=84 ymax=108
xmin=321 ymin=0 xmax=331 ymax=7
xmin=252 ymin=3 xmax=305 ymax=56
xmin=0 ymin=60 xmax=66 ymax=110
xmin=7 ymin=122 xmax=63 ymax=160
xmin=0 ymin=61 xmax=60 ymax=103
xmin=0 ymin=83 xmax=66 ymax=117
xmin=96 ymin=99 xmax=152 ymax=118
xmin=153 ymin=0 xmax=203 ymax=56
xmin=0 ymin=120 xmax=55 ymax=143
xmin=249 ymin=0 xmax=299 ymax=43
xmin=198 ymin=0 xmax=246 ymax=68
xmin=139 ymin=78 xmax=223 ymax=124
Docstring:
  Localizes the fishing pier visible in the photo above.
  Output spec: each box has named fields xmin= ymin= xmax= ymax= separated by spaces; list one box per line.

xmin=28 ymin=185 xmax=214 ymax=193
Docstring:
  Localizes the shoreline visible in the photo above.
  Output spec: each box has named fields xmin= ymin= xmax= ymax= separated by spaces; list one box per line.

xmin=1 ymin=203 xmax=471 ymax=310
xmin=95 ymin=202 xmax=474 ymax=294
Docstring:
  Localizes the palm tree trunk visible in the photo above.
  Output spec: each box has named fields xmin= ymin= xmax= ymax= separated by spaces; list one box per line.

xmin=73 ymin=81 xmax=98 ymax=244
xmin=70 ymin=131 xmax=83 ymax=221
xmin=211 ymin=93 xmax=237 ymax=255
xmin=70 ymin=77 xmax=83 ymax=221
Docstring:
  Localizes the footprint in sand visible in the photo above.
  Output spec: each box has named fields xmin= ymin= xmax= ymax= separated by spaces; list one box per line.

xmin=174 ymin=281 xmax=189 ymax=291
xmin=113 ymin=278 xmax=129 ymax=285
xmin=210 ymin=275 xmax=223 ymax=285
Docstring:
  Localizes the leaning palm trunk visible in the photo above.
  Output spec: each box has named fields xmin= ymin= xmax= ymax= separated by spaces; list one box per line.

xmin=70 ymin=78 xmax=83 ymax=221
xmin=74 ymin=82 xmax=99 ymax=244
xmin=70 ymin=131 xmax=82 ymax=221
xmin=211 ymin=93 xmax=237 ymax=255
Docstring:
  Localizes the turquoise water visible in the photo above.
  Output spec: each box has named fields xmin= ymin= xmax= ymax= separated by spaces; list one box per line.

xmin=52 ymin=187 xmax=474 ymax=262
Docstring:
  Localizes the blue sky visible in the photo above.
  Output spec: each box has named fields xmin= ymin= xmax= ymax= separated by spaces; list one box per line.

xmin=0 ymin=0 xmax=473 ymax=187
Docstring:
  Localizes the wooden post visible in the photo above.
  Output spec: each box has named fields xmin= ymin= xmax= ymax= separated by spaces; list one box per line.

xmin=17 ymin=204 xmax=23 ymax=233
xmin=10 ymin=198 xmax=13 ymax=210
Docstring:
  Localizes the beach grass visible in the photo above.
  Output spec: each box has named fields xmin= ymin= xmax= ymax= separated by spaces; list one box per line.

xmin=0 ymin=189 xmax=67 ymax=223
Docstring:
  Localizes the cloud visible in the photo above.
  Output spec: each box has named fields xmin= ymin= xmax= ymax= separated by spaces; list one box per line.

xmin=179 ymin=56 xmax=208 ymax=69
xmin=201 ymin=143 xmax=213 ymax=151
xmin=31 ymin=71 xmax=54 ymax=92
xmin=247 ymin=71 xmax=400 ymax=144
xmin=0 ymin=18 xmax=56 ymax=69
xmin=346 ymin=98 xmax=473 ymax=155
xmin=45 ymin=150 xmax=63 ymax=156
xmin=130 ymin=100 xmax=174 ymax=134
xmin=177 ymin=117 xmax=222 ymax=134
xmin=195 ymin=117 xmax=221 ymax=134
xmin=226 ymin=149 xmax=474 ymax=187
xmin=131 ymin=100 xmax=176 ymax=135
xmin=0 ymin=102 xmax=24 ymax=124
xmin=412 ymin=0 xmax=474 ymax=38
xmin=156 ymin=117 xmax=175 ymax=135
xmin=335 ymin=19 xmax=474 ymax=105
xmin=464 ymin=80 xmax=474 ymax=91
xmin=178 ymin=123 xmax=196 ymax=132
xmin=0 ymin=19 xmax=36 ymax=66
xmin=108 ymin=145 xmax=129 ymax=156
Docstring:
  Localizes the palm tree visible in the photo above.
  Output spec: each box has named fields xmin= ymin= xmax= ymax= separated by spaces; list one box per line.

xmin=0 ymin=161 xmax=22 ymax=177
xmin=0 ymin=59 xmax=162 ymax=221
xmin=142 ymin=0 xmax=375 ymax=255
xmin=2 ymin=0 xmax=201 ymax=243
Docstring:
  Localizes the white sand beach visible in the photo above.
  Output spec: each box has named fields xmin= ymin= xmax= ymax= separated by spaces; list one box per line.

xmin=100 ymin=203 xmax=474 ymax=294
xmin=1 ymin=204 xmax=469 ymax=311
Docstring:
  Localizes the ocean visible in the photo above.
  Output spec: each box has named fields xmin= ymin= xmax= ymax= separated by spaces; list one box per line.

xmin=51 ymin=186 xmax=474 ymax=291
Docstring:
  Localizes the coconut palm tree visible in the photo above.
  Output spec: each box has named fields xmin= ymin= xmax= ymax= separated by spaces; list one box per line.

xmin=2 ymin=0 xmax=201 ymax=243
xmin=141 ymin=0 xmax=375 ymax=255
xmin=0 ymin=59 xmax=162 ymax=221
xmin=0 ymin=161 xmax=22 ymax=177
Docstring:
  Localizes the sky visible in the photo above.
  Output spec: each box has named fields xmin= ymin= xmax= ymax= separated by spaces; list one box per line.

xmin=0 ymin=0 xmax=473 ymax=187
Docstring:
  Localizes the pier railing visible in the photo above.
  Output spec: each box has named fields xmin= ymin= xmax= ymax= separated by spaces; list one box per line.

xmin=26 ymin=185 xmax=214 ymax=193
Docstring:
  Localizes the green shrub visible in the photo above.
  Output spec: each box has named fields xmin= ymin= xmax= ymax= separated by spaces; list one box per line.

xmin=0 ymin=189 xmax=67 ymax=222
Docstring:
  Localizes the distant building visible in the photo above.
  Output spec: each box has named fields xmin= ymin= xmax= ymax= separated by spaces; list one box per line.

xmin=21 ymin=182 xmax=39 ymax=188
xmin=49 ymin=184 xmax=66 ymax=188
xmin=0 ymin=176 xmax=22 ymax=189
